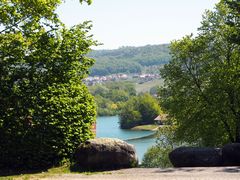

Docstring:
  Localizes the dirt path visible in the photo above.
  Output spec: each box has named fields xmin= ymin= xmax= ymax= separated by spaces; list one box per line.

xmin=43 ymin=167 xmax=240 ymax=180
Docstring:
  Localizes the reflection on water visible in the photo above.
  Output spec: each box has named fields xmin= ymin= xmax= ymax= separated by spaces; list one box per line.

xmin=96 ymin=116 xmax=156 ymax=162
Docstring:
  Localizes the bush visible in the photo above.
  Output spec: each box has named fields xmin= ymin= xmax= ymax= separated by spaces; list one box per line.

xmin=142 ymin=145 xmax=172 ymax=168
xmin=142 ymin=125 xmax=177 ymax=168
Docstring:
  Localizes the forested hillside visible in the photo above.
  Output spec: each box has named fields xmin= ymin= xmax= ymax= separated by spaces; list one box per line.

xmin=89 ymin=44 xmax=170 ymax=76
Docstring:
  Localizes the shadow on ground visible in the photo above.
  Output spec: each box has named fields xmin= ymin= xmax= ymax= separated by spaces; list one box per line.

xmin=0 ymin=168 xmax=49 ymax=177
xmin=152 ymin=166 xmax=240 ymax=174
xmin=70 ymin=163 xmax=127 ymax=173
xmin=216 ymin=167 xmax=240 ymax=173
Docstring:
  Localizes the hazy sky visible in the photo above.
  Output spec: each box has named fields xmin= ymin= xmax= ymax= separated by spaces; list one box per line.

xmin=57 ymin=0 xmax=220 ymax=49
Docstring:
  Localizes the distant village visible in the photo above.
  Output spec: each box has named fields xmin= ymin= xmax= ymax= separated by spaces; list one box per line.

xmin=84 ymin=73 xmax=160 ymax=86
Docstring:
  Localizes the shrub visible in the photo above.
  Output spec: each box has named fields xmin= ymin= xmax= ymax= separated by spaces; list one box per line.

xmin=142 ymin=145 xmax=172 ymax=168
xmin=142 ymin=125 xmax=177 ymax=168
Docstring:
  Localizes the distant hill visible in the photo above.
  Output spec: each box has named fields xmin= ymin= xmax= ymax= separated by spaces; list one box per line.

xmin=88 ymin=44 xmax=170 ymax=76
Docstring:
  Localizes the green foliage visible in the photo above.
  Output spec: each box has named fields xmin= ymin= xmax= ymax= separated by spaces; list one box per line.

xmin=142 ymin=125 xmax=176 ymax=168
xmin=222 ymin=0 xmax=240 ymax=44
xmin=119 ymin=97 xmax=142 ymax=128
xmin=89 ymin=44 xmax=170 ymax=76
xmin=138 ymin=94 xmax=160 ymax=124
xmin=79 ymin=0 xmax=92 ymax=5
xmin=0 ymin=0 xmax=96 ymax=170
xmin=141 ymin=145 xmax=172 ymax=168
xmin=119 ymin=93 xmax=161 ymax=129
xmin=89 ymin=82 xmax=136 ymax=116
xmin=160 ymin=0 xmax=240 ymax=146
xmin=149 ymin=86 xmax=159 ymax=95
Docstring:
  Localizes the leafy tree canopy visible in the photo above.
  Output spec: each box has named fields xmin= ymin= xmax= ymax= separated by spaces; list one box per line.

xmin=160 ymin=0 xmax=240 ymax=146
xmin=0 ymin=0 xmax=96 ymax=170
xmin=119 ymin=93 xmax=161 ymax=129
xmin=89 ymin=82 xmax=136 ymax=116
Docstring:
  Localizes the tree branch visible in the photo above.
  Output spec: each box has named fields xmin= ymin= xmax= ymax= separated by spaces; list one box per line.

xmin=184 ymin=58 xmax=235 ymax=142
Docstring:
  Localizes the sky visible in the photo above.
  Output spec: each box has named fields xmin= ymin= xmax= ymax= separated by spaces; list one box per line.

xmin=57 ymin=0 xmax=220 ymax=50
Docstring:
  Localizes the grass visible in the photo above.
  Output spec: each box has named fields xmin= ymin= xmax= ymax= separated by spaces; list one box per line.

xmin=135 ymin=79 xmax=164 ymax=94
xmin=0 ymin=164 xmax=112 ymax=180
xmin=0 ymin=165 xmax=71 ymax=180
xmin=131 ymin=124 xmax=159 ymax=131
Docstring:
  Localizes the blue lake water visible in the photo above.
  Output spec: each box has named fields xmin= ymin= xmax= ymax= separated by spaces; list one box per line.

xmin=96 ymin=116 xmax=156 ymax=162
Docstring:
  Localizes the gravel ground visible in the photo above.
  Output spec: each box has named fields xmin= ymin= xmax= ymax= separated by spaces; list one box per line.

xmin=43 ymin=167 xmax=240 ymax=180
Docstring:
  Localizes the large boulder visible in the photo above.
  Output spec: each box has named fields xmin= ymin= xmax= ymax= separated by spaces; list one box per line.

xmin=169 ymin=147 xmax=222 ymax=167
xmin=74 ymin=138 xmax=138 ymax=170
xmin=222 ymin=143 xmax=240 ymax=166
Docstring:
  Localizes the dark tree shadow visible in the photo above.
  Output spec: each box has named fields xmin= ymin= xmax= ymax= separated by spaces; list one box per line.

xmin=151 ymin=166 xmax=240 ymax=174
xmin=0 ymin=168 xmax=49 ymax=177
xmin=70 ymin=163 xmax=129 ymax=173
xmin=215 ymin=167 xmax=240 ymax=173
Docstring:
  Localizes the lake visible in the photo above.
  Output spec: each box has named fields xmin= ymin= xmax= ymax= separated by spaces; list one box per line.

xmin=96 ymin=116 xmax=156 ymax=162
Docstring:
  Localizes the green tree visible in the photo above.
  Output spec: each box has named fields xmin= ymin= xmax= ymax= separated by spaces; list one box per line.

xmin=138 ymin=93 xmax=161 ymax=124
xmin=88 ymin=82 xmax=136 ymax=116
xmin=119 ymin=93 xmax=160 ymax=129
xmin=223 ymin=0 xmax=240 ymax=44
xmin=105 ymin=81 xmax=136 ymax=96
xmin=0 ymin=0 xmax=96 ymax=170
xmin=150 ymin=86 xmax=159 ymax=95
xmin=89 ymin=85 xmax=109 ymax=97
xmin=108 ymin=89 xmax=129 ymax=102
xmin=119 ymin=97 xmax=142 ymax=129
xmin=160 ymin=0 xmax=240 ymax=146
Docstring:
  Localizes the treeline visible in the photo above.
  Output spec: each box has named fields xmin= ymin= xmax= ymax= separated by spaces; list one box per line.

xmin=88 ymin=44 xmax=170 ymax=76
xmin=89 ymin=82 xmax=136 ymax=116
xmin=89 ymin=81 xmax=160 ymax=127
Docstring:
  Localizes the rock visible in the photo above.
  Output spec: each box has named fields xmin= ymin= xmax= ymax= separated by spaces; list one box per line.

xmin=74 ymin=138 xmax=138 ymax=170
xmin=222 ymin=143 xmax=240 ymax=166
xmin=169 ymin=147 xmax=222 ymax=167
